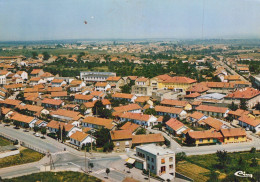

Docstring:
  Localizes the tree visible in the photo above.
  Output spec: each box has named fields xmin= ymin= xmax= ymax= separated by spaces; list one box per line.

xmin=106 ymin=168 xmax=110 ymax=178
xmin=13 ymin=120 xmax=20 ymax=128
xmin=41 ymin=127 xmax=47 ymax=137
xmin=126 ymin=163 xmax=133 ymax=173
xmin=89 ymin=162 xmax=94 ymax=172
xmin=152 ymin=123 xmax=162 ymax=131
xmin=238 ymin=156 xmax=246 ymax=170
xmin=216 ymin=150 xmax=230 ymax=169
xmin=251 ymin=157 xmax=258 ymax=167
xmin=250 ymin=147 xmax=256 ymax=153
xmin=62 ymin=126 xmax=67 ymax=142
xmin=120 ymin=84 xmax=132 ymax=94
xmin=24 ymin=123 xmax=29 ymax=130
xmin=162 ymin=114 xmax=171 ymax=125
xmin=42 ymin=52 xmax=50 ymax=60
xmin=56 ymin=125 xmax=61 ymax=141
xmin=136 ymin=128 xmax=146 ymax=135
xmin=208 ymin=171 xmax=220 ymax=182
xmin=228 ymin=101 xmax=238 ymax=111
xmin=144 ymin=108 xmax=156 ymax=115
xmin=33 ymin=126 xmax=40 ymax=134
xmin=93 ymin=100 xmax=111 ymax=118
xmin=31 ymin=51 xmax=38 ymax=59
xmin=240 ymin=99 xmax=248 ymax=110
xmin=16 ymin=92 xmax=25 ymax=102
xmin=176 ymin=152 xmax=187 ymax=164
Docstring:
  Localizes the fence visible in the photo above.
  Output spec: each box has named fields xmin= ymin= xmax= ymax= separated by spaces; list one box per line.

xmin=175 ymin=172 xmax=194 ymax=182
xmin=20 ymin=141 xmax=47 ymax=155
xmin=0 ymin=132 xmax=47 ymax=155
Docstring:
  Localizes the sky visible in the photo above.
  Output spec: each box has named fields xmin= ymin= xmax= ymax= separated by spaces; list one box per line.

xmin=0 ymin=0 xmax=260 ymax=41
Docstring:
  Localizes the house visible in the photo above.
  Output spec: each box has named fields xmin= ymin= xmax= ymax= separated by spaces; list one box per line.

xmin=41 ymin=98 xmax=64 ymax=109
xmin=0 ymin=99 xmax=22 ymax=108
xmin=82 ymin=116 xmax=115 ymax=130
xmin=94 ymin=82 xmax=111 ymax=92
xmin=186 ymin=130 xmax=223 ymax=145
xmin=186 ymin=84 xmax=209 ymax=95
xmin=224 ymin=75 xmax=241 ymax=83
xmin=196 ymin=105 xmax=229 ymax=118
xmin=16 ymin=71 xmax=28 ymax=81
xmin=200 ymin=82 xmax=235 ymax=94
xmin=112 ymin=93 xmax=136 ymax=102
xmin=10 ymin=113 xmax=38 ymax=128
xmin=70 ymin=131 xmax=96 ymax=148
xmin=40 ymin=72 xmax=54 ymax=82
xmin=106 ymin=76 xmax=125 ymax=89
xmin=154 ymin=75 xmax=197 ymax=92
xmin=4 ymin=83 xmax=25 ymax=92
xmin=227 ymin=109 xmax=249 ymax=120
xmin=224 ymin=87 xmax=260 ymax=109
xmin=90 ymin=91 xmax=106 ymax=100
xmin=155 ymin=105 xmax=187 ymax=119
xmin=220 ymin=128 xmax=247 ymax=144
xmin=0 ymin=107 xmax=14 ymax=118
xmin=131 ymin=77 xmax=153 ymax=96
xmin=120 ymin=122 xmax=140 ymax=134
xmin=18 ymin=104 xmax=47 ymax=117
xmin=29 ymin=77 xmax=45 ymax=86
xmin=134 ymin=96 xmax=153 ymax=107
xmin=51 ymin=91 xmax=68 ymax=100
xmin=30 ymin=69 xmax=44 ymax=77
xmin=0 ymin=70 xmax=11 ymax=85
xmin=74 ymin=94 xmax=94 ymax=104
xmin=113 ymin=104 xmax=142 ymax=114
xmin=50 ymin=109 xmax=83 ymax=122
xmin=188 ymin=111 xmax=207 ymax=125
xmin=166 ymin=118 xmax=188 ymax=135
xmin=199 ymin=117 xmax=228 ymax=131
xmin=34 ymin=120 xmax=48 ymax=127
xmin=0 ymin=88 xmax=7 ymax=100
xmin=110 ymin=130 xmax=133 ymax=152
xmin=238 ymin=115 xmax=260 ymax=133
xmin=80 ymin=71 xmax=116 ymax=82
xmin=119 ymin=112 xmax=158 ymax=127
xmin=160 ymin=99 xmax=192 ymax=111
xmin=69 ymin=80 xmax=86 ymax=92
xmin=51 ymin=79 xmax=66 ymax=87
xmin=132 ymin=133 xmax=165 ymax=147
xmin=133 ymin=144 xmax=175 ymax=180
xmin=46 ymin=120 xmax=81 ymax=137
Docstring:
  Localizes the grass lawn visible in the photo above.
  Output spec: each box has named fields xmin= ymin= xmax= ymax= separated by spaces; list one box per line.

xmin=176 ymin=151 xmax=260 ymax=182
xmin=4 ymin=171 xmax=102 ymax=182
xmin=176 ymin=161 xmax=210 ymax=182
xmin=0 ymin=148 xmax=44 ymax=168
xmin=0 ymin=137 xmax=12 ymax=146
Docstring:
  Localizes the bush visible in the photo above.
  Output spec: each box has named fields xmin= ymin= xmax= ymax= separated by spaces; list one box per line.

xmin=47 ymin=133 xmax=57 ymax=139
xmin=250 ymin=147 xmax=256 ymax=153
xmin=13 ymin=140 xmax=19 ymax=145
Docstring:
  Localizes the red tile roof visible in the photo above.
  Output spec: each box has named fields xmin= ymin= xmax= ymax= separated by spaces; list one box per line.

xmin=82 ymin=116 xmax=114 ymax=130
xmin=161 ymin=99 xmax=189 ymax=107
xmin=106 ymin=76 xmax=121 ymax=81
xmin=114 ymin=104 xmax=141 ymax=113
xmin=46 ymin=120 xmax=74 ymax=131
xmin=119 ymin=112 xmax=152 ymax=122
xmin=155 ymin=105 xmax=183 ymax=114
xmin=188 ymin=130 xmax=223 ymax=139
xmin=70 ymin=131 xmax=89 ymax=142
xmin=41 ymin=98 xmax=63 ymax=106
xmin=112 ymin=93 xmax=134 ymax=99
xmin=11 ymin=113 xmax=34 ymax=123
xmin=220 ymin=128 xmax=246 ymax=137
xmin=162 ymin=76 xmax=197 ymax=84
xmin=196 ymin=105 xmax=228 ymax=114
xmin=238 ymin=115 xmax=260 ymax=127
xmin=110 ymin=130 xmax=132 ymax=140
xmin=189 ymin=111 xmax=205 ymax=120
xmin=225 ymin=87 xmax=260 ymax=99
xmin=75 ymin=94 xmax=94 ymax=101
xmin=132 ymin=133 xmax=164 ymax=144
xmin=120 ymin=122 xmax=140 ymax=133
xmin=166 ymin=118 xmax=185 ymax=131
xmin=201 ymin=117 xmax=223 ymax=131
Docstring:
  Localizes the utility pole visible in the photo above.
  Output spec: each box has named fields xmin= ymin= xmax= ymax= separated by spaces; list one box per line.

xmin=85 ymin=148 xmax=87 ymax=173
xmin=61 ymin=126 xmax=63 ymax=143
xmin=148 ymin=169 xmax=150 ymax=182
xmin=90 ymin=130 xmax=93 ymax=154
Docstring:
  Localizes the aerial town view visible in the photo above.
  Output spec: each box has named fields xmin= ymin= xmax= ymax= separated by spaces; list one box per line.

xmin=0 ymin=0 xmax=259 ymax=182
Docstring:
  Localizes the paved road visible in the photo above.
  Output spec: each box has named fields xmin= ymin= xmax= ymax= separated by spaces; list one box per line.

xmin=220 ymin=60 xmax=248 ymax=82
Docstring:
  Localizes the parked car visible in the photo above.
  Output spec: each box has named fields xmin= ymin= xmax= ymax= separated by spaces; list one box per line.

xmin=34 ymin=133 xmax=40 ymax=137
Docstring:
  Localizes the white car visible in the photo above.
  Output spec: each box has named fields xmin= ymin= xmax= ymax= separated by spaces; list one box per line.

xmin=34 ymin=133 xmax=40 ymax=137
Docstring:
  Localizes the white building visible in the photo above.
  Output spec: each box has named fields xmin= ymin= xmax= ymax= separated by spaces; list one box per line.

xmin=80 ymin=71 xmax=116 ymax=82
xmin=69 ymin=131 xmax=96 ymax=148
xmin=130 ymin=144 xmax=175 ymax=181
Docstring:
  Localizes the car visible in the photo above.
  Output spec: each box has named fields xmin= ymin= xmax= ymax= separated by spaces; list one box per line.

xmin=34 ymin=133 xmax=40 ymax=137
xmin=23 ymin=129 xmax=29 ymax=132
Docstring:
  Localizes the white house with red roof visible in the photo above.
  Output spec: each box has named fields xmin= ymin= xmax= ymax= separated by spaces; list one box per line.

xmin=238 ymin=115 xmax=260 ymax=133
xmin=166 ymin=118 xmax=188 ymax=135
xmin=119 ymin=112 xmax=158 ymax=127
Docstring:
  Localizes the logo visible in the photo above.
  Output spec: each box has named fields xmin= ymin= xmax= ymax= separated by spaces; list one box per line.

xmin=234 ymin=171 xmax=253 ymax=178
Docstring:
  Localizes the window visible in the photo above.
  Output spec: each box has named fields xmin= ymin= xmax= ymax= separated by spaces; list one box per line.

xmin=152 ymin=165 xmax=154 ymax=170
xmin=169 ymin=157 xmax=173 ymax=162
xmin=161 ymin=158 xmax=165 ymax=164
xmin=125 ymin=141 xmax=129 ymax=146
xmin=151 ymin=158 xmax=154 ymax=162
xmin=199 ymin=139 xmax=203 ymax=142
xmin=147 ymin=156 xmax=150 ymax=161
xmin=235 ymin=136 xmax=238 ymax=139
xmin=147 ymin=164 xmax=150 ymax=169
xmin=169 ymin=164 xmax=173 ymax=169
xmin=116 ymin=142 xmax=120 ymax=146
xmin=227 ymin=137 xmax=229 ymax=140
xmin=208 ymin=138 xmax=210 ymax=142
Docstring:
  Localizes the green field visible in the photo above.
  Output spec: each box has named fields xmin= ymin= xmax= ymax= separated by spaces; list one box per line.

xmin=0 ymin=137 xmax=12 ymax=146
xmin=176 ymin=150 xmax=260 ymax=182
xmin=0 ymin=148 xmax=44 ymax=168
xmin=3 ymin=171 xmax=102 ymax=182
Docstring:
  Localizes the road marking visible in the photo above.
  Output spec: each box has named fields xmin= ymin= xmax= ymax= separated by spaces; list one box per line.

xmin=68 ymin=162 xmax=81 ymax=168
xmin=51 ymin=151 xmax=69 ymax=155
xmin=93 ymin=168 xmax=115 ymax=174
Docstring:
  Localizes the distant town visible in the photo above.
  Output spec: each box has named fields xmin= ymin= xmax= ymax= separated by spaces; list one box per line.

xmin=0 ymin=39 xmax=259 ymax=182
